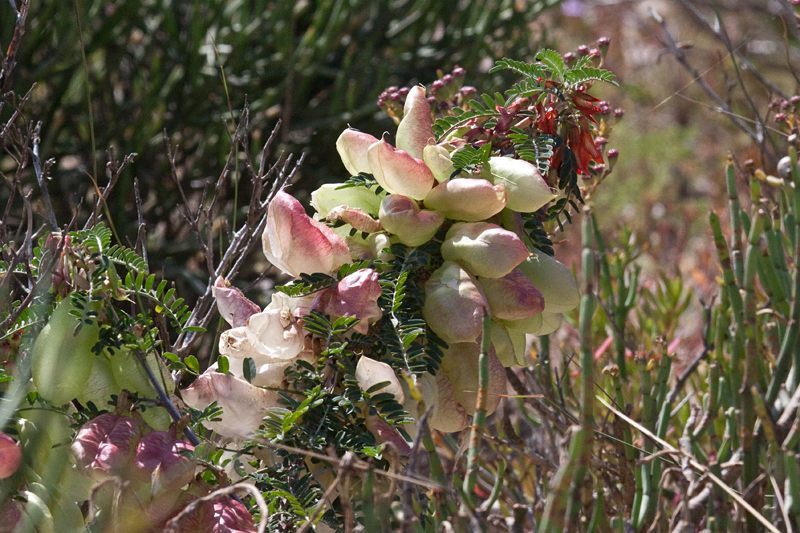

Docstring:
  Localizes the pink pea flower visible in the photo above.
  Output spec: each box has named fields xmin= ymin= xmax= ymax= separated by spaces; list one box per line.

xmin=423 ymin=178 xmax=507 ymax=221
xmin=423 ymin=261 xmax=489 ymax=344
xmin=72 ymin=413 xmax=141 ymax=479
xmin=213 ymin=277 xmax=261 ymax=328
xmin=395 ymin=86 xmax=435 ymax=159
xmin=368 ymin=139 xmax=435 ymax=201
xmin=379 ymin=195 xmax=444 ymax=247
xmin=262 ymin=191 xmax=351 ymax=278
xmin=441 ymin=222 xmax=530 ymax=278
xmin=0 ymin=431 xmax=21 ymax=479
xmin=312 ymin=269 xmax=383 ymax=335
xmin=133 ymin=431 xmax=196 ymax=492
xmin=479 ymin=268 xmax=545 ymax=320
xmin=181 ymin=372 xmax=280 ymax=439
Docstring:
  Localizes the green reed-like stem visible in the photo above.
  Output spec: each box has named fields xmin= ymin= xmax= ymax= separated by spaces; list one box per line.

xmin=462 ymin=313 xmax=492 ymax=508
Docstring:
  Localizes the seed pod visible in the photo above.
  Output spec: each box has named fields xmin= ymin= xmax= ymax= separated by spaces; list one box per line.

xmin=31 ymin=296 xmax=100 ymax=405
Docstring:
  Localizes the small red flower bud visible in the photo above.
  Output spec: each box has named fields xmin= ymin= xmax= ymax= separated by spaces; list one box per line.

xmin=563 ymin=52 xmax=575 ymax=62
xmin=386 ymin=86 xmax=398 ymax=93
xmin=791 ymin=95 xmax=800 ymax=105
xmin=389 ymin=92 xmax=402 ymax=101
xmin=775 ymin=112 xmax=787 ymax=122
xmin=597 ymin=36 xmax=611 ymax=47
xmin=380 ymin=91 xmax=389 ymax=100
xmin=432 ymin=79 xmax=445 ymax=90
xmin=427 ymin=96 xmax=437 ymax=105
xmin=452 ymin=66 xmax=466 ymax=77
xmin=594 ymin=137 xmax=608 ymax=146
xmin=589 ymin=48 xmax=601 ymax=57
xmin=576 ymin=45 xmax=589 ymax=55
xmin=377 ymin=98 xmax=385 ymax=107
xmin=398 ymin=87 xmax=410 ymax=97
xmin=614 ymin=108 xmax=624 ymax=118
xmin=460 ymin=86 xmax=476 ymax=96
xmin=442 ymin=74 xmax=454 ymax=84
xmin=781 ymin=100 xmax=790 ymax=109
xmin=593 ymin=164 xmax=605 ymax=173
xmin=607 ymin=149 xmax=619 ymax=158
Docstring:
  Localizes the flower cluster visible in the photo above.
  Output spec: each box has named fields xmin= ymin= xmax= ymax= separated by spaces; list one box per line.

xmin=203 ymin=84 xmax=584 ymax=438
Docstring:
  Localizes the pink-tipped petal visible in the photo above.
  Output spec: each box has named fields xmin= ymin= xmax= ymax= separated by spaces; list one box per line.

xmin=365 ymin=415 xmax=411 ymax=455
xmin=423 ymin=261 xmax=489 ymax=344
xmin=368 ymin=139 xmax=435 ymax=201
xmin=262 ymin=191 xmax=351 ymax=278
xmin=213 ymin=277 xmax=261 ymax=328
xmin=396 ymin=86 xmax=434 ymax=159
xmin=423 ymin=178 xmax=507 ymax=221
xmin=479 ymin=268 xmax=544 ymax=320
xmin=336 ymin=129 xmax=379 ymax=176
xmin=379 ymin=194 xmax=444 ymax=247
xmin=441 ymin=222 xmax=531 ymax=278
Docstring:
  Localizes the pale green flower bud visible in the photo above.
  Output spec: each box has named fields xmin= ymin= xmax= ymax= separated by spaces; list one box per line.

xmin=423 ymin=261 xmax=489 ymax=344
xmin=485 ymin=156 xmax=556 ymax=213
xmin=441 ymin=222 xmax=530 ymax=278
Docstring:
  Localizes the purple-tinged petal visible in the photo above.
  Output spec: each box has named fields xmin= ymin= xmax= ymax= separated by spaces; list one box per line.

xmin=441 ymin=222 xmax=530 ymax=278
xmin=485 ymin=157 xmax=556 ymax=212
xmin=423 ymin=261 xmax=489 ymax=344
xmin=379 ymin=194 xmax=444 ymax=247
xmin=423 ymin=178 xmax=507 ymax=221
xmin=368 ymin=139 xmax=435 ymax=200
xmin=262 ymin=191 xmax=351 ymax=277
xmin=396 ymin=86 xmax=434 ymax=159
xmin=479 ymin=268 xmax=544 ymax=320
xmin=133 ymin=431 xmax=196 ymax=492
xmin=213 ymin=277 xmax=261 ymax=328
xmin=0 ymin=431 xmax=21 ymax=479
xmin=336 ymin=129 xmax=378 ymax=176
xmin=312 ymin=269 xmax=382 ymax=334
xmin=72 ymin=413 xmax=141 ymax=479
xmin=365 ymin=415 xmax=411 ymax=455
xmin=181 ymin=372 xmax=279 ymax=439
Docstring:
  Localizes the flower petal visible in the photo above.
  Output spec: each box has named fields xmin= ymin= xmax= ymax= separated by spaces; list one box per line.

xmin=429 ymin=372 xmax=470 ymax=433
xmin=516 ymin=252 xmax=580 ymax=313
xmin=325 ymin=205 xmax=382 ymax=233
xmin=441 ymin=222 xmax=530 ymax=278
xmin=336 ymin=129 xmax=378 ymax=176
xmin=262 ymin=191 xmax=351 ymax=277
xmin=396 ymin=86 xmax=434 ymax=159
xmin=485 ymin=157 xmax=555 ymax=212
xmin=368 ymin=139 xmax=435 ymax=201
xmin=72 ymin=413 xmax=141 ymax=479
xmin=311 ymin=183 xmax=385 ymax=218
xmin=423 ymin=177 xmax=507 ymax=221
xmin=181 ymin=372 xmax=279 ymax=439
xmin=379 ymin=194 xmax=444 ymax=247
xmin=245 ymin=307 xmax=305 ymax=363
xmin=489 ymin=319 xmax=528 ymax=367
xmin=478 ymin=268 xmax=544 ymax=320
xmin=423 ymin=261 xmax=489 ymax=344
xmin=213 ymin=277 xmax=261 ymax=328
xmin=440 ymin=342 xmax=506 ymax=416
xmin=312 ymin=269 xmax=383 ymax=334
xmin=355 ymin=356 xmax=404 ymax=403
xmin=0 ymin=431 xmax=21 ymax=480
xmin=133 ymin=431 xmax=195 ymax=492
